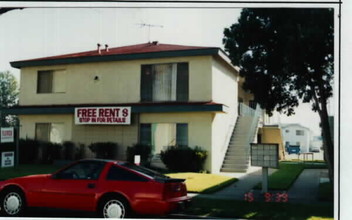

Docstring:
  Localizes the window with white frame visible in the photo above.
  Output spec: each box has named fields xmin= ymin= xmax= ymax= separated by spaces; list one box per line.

xmin=140 ymin=123 xmax=188 ymax=154
xmin=141 ymin=63 xmax=189 ymax=102
xmin=37 ymin=70 xmax=66 ymax=93
xmin=35 ymin=123 xmax=64 ymax=143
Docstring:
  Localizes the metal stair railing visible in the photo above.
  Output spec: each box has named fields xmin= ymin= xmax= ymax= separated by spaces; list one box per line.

xmin=239 ymin=102 xmax=256 ymax=116
xmin=220 ymin=103 xmax=262 ymax=172
xmin=219 ymin=112 xmax=238 ymax=168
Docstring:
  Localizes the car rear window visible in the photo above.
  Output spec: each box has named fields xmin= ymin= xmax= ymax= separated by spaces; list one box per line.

xmin=106 ymin=165 xmax=149 ymax=182
xmin=117 ymin=162 xmax=169 ymax=180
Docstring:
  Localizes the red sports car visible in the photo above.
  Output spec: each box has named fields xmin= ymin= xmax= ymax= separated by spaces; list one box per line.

xmin=0 ymin=159 xmax=190 ymax=218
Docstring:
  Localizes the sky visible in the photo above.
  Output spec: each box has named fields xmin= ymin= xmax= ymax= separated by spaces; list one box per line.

xmin=0 ymin=5 xmax=337 ymax=136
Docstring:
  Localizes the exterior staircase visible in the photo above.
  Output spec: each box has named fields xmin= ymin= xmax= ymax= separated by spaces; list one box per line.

xmin=221 ymin=104 xmax=261 ymax=173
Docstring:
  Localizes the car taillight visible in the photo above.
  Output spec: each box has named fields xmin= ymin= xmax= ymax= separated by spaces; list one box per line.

xmin=163 ymin=182 xmax=187 ymax=200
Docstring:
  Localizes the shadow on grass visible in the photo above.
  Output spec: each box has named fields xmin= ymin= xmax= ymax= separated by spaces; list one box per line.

xmin=200 ymin=178 xmax=238 ymax=194
xmin=185 ymin=197 xmax=333 ymax=220
xmin=254 ymin=161 xmax=328 ymax=191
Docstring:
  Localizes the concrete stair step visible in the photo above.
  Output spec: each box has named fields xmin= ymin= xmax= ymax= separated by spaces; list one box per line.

xmin=226 ymin=150 xmax=249 ymax=155
xmin=221 ymin=164 xmax=249 ymax=168
xmin=227 ymin=148 xmax=248 ymax=152
xmin=229 ymin=142 xmax=249 ymax=146
xmin=220 ymin=167 xmax=249 ymax=173
xmin=225 ymin=150 xmax=249 ymax=155
xmin=220 ymin=114 xmax=259 ymax=173
xmin=226 ymin=148 xmax=249 ymax=154
xmin=224 ymin=155 xmax=249 ymax=160
xmin=223 ymin=160 xmax=249 ymax=167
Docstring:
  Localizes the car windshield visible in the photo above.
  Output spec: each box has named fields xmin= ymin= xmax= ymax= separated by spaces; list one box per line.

xmin=117 ymin=162 xmax=168 ymax=179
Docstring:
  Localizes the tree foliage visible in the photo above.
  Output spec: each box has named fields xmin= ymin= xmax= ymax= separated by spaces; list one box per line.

xmin=223 ymin=8 xmax=334 ymax=182
xmin=0 ymin=71 xmax=19 ymax=126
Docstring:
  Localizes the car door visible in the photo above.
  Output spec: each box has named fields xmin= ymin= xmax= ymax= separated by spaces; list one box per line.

xmin=41 ymin=161 xmax=105 ymax=211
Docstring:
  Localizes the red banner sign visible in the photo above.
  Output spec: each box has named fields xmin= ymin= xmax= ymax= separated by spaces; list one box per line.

xmin=75 ymin=107 xmax=131 ymax=125
xmin=1 ymin=127 xmax=14 ymax=143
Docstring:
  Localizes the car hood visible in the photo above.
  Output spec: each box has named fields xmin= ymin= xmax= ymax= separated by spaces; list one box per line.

xmin=5 ymin=174 xmax=50 ymax=182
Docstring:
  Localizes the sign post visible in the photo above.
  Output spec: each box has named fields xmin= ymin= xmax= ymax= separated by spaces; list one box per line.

xmin=251 ymin=143 xmax=279 ymax=193
xmin=262 ymin=167 xmax=269 ymax=193
xmin=1 ymin=127 xmax=16 ymax=168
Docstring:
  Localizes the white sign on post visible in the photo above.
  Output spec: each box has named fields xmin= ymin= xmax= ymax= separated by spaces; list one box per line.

xmin=1 ymin=151 xmax=14 ymax=168
xmin=134 ymin=155 xmax=141 ymax=165
xmin=251 ymin=143 xmax=279 ymax=193
xmin=251 ymin=143 xmax=279 ymax=168
xmin=1 ymin=127 xmax=14 ymax=143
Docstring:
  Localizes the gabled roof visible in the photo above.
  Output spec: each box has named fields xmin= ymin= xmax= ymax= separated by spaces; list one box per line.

xmin=10 ymin=42 xmax=230 ymax=69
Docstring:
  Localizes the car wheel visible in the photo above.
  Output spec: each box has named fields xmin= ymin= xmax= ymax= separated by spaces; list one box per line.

xmin=0 ymin=189 xmax=26 ymax=216
xmin=100 ymin=197 xmax=128 ymax=218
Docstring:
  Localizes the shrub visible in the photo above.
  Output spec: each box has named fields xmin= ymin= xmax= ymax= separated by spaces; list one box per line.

xmin=40 ymin=141 xmax=63 ymax=164
xmin=126 ymin=144 xmax=152 ymax=166
xmin=19 ymin=139 xmax=40 ymax=164
xmin=75 ymin=143 xmax=87 ymax=160
xmin=160 ymin=146 xmax=207 ymax=172
xmin=17 ymin=139 xmax=88 ymax=164
xmin=62 ymin=141 xmax=77 ymax=161
xmin=89 ymin=142 xmax=119 ymax=160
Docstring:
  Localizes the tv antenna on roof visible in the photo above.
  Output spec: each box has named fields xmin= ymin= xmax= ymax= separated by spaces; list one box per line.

xmin=136 ymin=23 xmax=163 ymax=43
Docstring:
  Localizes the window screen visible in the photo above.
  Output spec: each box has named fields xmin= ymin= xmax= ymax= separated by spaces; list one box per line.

xmin=140 ymin=124 xmax=152 ymax=146
xmin=141 ymin=62 xmax=189 ymax=102
xmin=37 ymin=70 xmax=66 ymax=93
xmin=37 ymin=71 xmax=53 ymax=93
xmin=176 ymin=124 xmax=188 ymax=146
xmin=35 ymin=123 xmax=51 ymax=142
xmin=140 ymin=123 xmax=188 ymax=154
xmin=35 ymin=123 xmax=64 ymax=143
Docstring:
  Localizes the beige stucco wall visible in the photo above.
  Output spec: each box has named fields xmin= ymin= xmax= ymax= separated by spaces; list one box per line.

xmin=259 ymin=126 xmax=285 ymax=160
xmin=211 ymin=57 xmax=239 ymax=173
xmin=19 ymin=56 xmax=213 ymax=106
xmin=140 ymin=112 xmax=213 ymax=172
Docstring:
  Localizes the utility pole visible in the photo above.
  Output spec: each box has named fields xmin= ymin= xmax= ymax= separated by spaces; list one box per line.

xmin=136 ymin=23 xmax=163 ymax=42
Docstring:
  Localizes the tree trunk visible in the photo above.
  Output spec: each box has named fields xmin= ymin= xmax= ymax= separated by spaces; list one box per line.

xmin=318 ymin=99 xmax=334 ymax=185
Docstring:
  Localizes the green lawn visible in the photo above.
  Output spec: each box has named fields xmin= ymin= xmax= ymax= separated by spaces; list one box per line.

xmin=0 ymin=164 xmax=60 ymax=180
xmin=253 ymin=161 xmax=329 ymax=190
xmin=185 ymin=197 xmax=334 ymax=220
xmin=254 ymin=162 xmax=305 ymax=190
xmin=166 ymin=172 xmax=238 ymax=193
